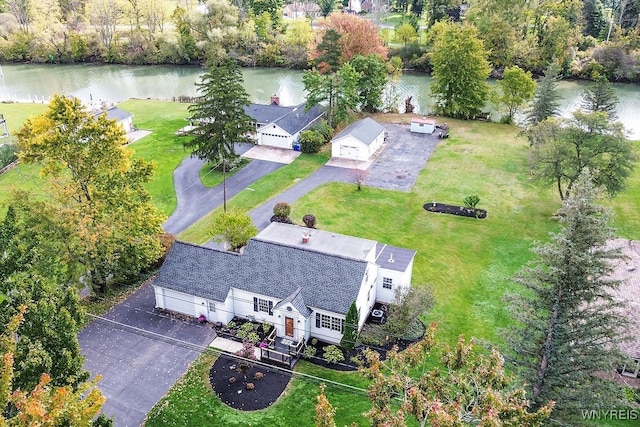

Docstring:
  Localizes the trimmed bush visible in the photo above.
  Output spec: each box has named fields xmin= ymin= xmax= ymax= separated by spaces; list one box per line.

xmin=299 ymin=130 xmax=324 ymax=153
xmin=246 ymin=382 xmax=255 ymax=390
xmin=302 ymin=345 xmax=317 ymax=359
xmin=0 ymin=144 xmax=18 ymax=169
xmin=322 ymin=345 xmax=345 ymax=364
xmin=273 ymin=202 xmax=291 ymax=218
xmin=302 ymin=214 xmax=316 ymax=228
xmin=463 ymin=194 xmax=480 ymax=209
xmin=253 ymin=372 xmax=264 ymax=380
xmin=228 ymin=376 xmax=236 ymax=383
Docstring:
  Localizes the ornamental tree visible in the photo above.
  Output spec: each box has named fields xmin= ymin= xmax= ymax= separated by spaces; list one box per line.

xmin=211 ymin=209 xmax=258 ymax=252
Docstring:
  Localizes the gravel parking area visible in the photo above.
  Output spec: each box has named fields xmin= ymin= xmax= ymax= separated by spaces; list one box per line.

xmin=364 ymin=123 xmax=442 ymax=191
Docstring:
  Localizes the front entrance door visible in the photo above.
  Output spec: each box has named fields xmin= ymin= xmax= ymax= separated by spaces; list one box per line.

xmin=285 ymin=317 xmax=294 ymax=337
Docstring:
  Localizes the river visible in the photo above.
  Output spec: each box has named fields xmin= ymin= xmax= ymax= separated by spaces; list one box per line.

xmin=0 ymin=63 xmax=638 ymax=138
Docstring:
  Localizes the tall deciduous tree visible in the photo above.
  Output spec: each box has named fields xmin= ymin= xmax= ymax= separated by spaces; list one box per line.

xmin=503 ymin=171 xmax=630 ymax=418
xmin=494 ymin=65 xmax=536 ymax=123
xmin=316 ymin=0 xmax=336 ymax=17
xmin=350 ymin=54 xmax=388 ymax=113
xmin=526 ymin=63 xmax=561 ymax=125
xmin=322 ymin=323 xmax=553 ymax=426
xmin=303 ymin=62 xmax=360 ymax=128
xmin=311 ymin=13 xmax=387 ymax=69
xmin=528 ymin=111 xmax=636 ymax=200
xmin=429 ymin=21 xmax=491 ymax=119
xmin=186 ymin=57 xmax=254 ymax=164
xmin=580 ymin=76 xmax=620 ymax=120
xmin=0 ymin=308 xmax=105 ymax=426
xmin=16 ymin=95 xmax=165 ymax=295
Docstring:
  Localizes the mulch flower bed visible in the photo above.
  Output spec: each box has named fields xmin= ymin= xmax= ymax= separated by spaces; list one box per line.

xmin=209 ymin=354 xmax=292 ymax=411
xmin=423 ymin=202 xmax=487 ymax=219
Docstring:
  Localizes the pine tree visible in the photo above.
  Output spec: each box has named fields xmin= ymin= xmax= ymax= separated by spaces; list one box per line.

xmin=581 ymin=76 xmax=619 ymax=120
xmin=340 ymin=301 xmax=359 ymax=350
xmin=186 ymin=57 xmax=254 ymax=165
xmin=526 ymin=63 xmax=561 ymax=125
xmin=503 ymin=170 xmax=630 ymax=419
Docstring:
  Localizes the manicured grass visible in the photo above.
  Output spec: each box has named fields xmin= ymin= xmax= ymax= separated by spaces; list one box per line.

xmin=118 ymin=99 xmax=192 ymax=217
xmin=144 ymin=352 xmax=372 ymax=427
xmin=199 ymin=158 xmax=251 ymax=188
xmin=1 ymin=103 xmax=47 ymax=135
xmin=177 ymin=147 xmax=331 ymax=244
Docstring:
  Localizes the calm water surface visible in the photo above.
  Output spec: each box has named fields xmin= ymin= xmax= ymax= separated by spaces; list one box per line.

xmin=0 ymin=63 xmax=638 ymax=138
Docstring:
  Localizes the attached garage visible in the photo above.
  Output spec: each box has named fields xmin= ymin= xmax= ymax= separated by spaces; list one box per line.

xmin=331 ymin=118 xmax=385 ymax=162
xmin=257 ymin=124 xmax=293 ymax=149
xmin=154 ymin=286 xmax=196 ymax=317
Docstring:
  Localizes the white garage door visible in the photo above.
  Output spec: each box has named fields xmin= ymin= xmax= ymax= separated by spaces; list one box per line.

xmin=339 ymin=145 xmax=360 ymax=160
xmin=163 ymin=288 xmax=195 ymax=317
xmin=260 ymin=133 xmax=291 ymax=149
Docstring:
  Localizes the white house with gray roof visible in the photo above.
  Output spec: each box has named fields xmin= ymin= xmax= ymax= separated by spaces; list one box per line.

xmin=331 ymin=117 xmax=385 ymax=161
xmin=244 ymin=98 xmax=325 ymax=150
xmin=152 ymin=222 xmax=415 ymax=346
xmin=94 ymin=107 xmax=134 ymax=133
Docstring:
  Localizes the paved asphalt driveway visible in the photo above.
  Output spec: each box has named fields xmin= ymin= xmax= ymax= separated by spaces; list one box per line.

xmin=79 ymin=285 xmax=217 ymax=427
xmin=365 ymin=123 xmax=442 ymax=191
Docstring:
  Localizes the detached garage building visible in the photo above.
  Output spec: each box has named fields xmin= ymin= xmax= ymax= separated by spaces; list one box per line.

xmin=331 ymin=117 xmax=385 ymax=161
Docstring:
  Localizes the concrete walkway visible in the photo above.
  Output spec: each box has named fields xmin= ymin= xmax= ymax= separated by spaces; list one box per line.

xmin=210 ymin=336 xmax=262 ymax=359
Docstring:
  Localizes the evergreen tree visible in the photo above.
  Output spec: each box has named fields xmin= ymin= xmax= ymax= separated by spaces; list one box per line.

xmin=340 ymin=301 xmax=359 ymax=350
xmin=186 ymin=57 xmax=254 ymax=165
xmin=526 ymin=63 xmax=561 ymax=125
xmin=580 ymin=76 xmax=619 ymax=120
xmin=503 ymin=170 xmax=630 ymax=419
xmin=429 ymin=21 xmax=491 ymax=119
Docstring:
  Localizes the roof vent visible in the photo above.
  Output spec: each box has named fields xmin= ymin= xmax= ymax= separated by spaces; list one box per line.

xmin=388 ymin=253 xmax=394 ymax=263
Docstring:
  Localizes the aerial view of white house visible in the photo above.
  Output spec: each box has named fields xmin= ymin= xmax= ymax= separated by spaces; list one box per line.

xmin=244 ymin=96 xmax=325 ymax=150
xmin=153 ymin=222 xmax=416 ymax=346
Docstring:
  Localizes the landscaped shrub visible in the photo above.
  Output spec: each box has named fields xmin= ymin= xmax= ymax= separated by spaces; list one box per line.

xmin=302 ymin=214 xmax=316 ymax=228
xmin=302 ymin=345 xmax=317 ymax=359
xmin=246 ymin=382 xmax=255 ymax=390
xmin=322 ymin=345 xmax=345 ymax=364
xmin=228 ymin=376 xmax=236 ymax=383
xmin=463 ymin=194 xmax=480 ymax=209
xmin=299 ymin=130 xmax=324 ymax=153
xmin=253 ymin=372 xmax=264 ymax=380
xmin=310 ymin=120 xmax=333 ymax=142
xmin=273 ymin=202 xmax=291 ymax=218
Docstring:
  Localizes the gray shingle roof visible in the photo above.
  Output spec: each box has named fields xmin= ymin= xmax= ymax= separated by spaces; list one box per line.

xmin=95 ymin=107 xmax=133 ymax=122
xmin=375 ymin=243 xmax=416 ymax=272
xmin=273 ymin=103 xmax=325 ymax=134
xmin=332 ymin=117 xmax=384 ymax=146
xmin=274 ymin=287 xmax=313 ymax=318
xmin=244 ymin=104 xmax=294 ymax=125
xmin=154 ymin=239 xmax=367 ymax=316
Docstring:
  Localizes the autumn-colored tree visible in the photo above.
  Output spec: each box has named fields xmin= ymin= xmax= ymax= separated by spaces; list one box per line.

xmin=315 ymin=384 xmax=337 ymax=427
xmin=320 ymin=323 xmax=553 ymax=426
xmin=311 ymin=13 xmax=387 ymax=69
xmin=15 ymin=95 xmax=165 ymax=295
xmin=1 ymin=308 xmax=106 ymax=426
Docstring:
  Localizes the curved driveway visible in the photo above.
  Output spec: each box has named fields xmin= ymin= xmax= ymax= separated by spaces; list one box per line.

xmin=163 ymin=156 xmax=284 ymax=235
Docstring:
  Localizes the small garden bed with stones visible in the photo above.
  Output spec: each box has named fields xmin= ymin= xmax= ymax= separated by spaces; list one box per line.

xmin=423 ymin=202 xmax=487 ymax=219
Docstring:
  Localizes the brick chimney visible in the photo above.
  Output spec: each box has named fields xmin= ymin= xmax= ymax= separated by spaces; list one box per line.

xmin=270 ymin=95 xmax=280 ymax=106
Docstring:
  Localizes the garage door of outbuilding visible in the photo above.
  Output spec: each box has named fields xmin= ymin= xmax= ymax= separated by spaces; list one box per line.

xmin=162 ymin=288 xmax=196 ymax=317
xmin=339 ymin=145 xmax=360 ymax=159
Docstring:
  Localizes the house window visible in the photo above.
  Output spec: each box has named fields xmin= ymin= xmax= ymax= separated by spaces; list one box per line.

xmin=383 ymin=277 xmax=393 ymax=289
xmin=315 ymin=313 xmax=344 ymax=333
xmin=253 ymin=297 xmax=273 ymax=315
xmin=208 ymin=301 xmax=216 ymax=312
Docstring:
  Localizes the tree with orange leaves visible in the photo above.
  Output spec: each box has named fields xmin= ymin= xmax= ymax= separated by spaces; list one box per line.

xmin=311 ymin=13 xmax=387 ymax=73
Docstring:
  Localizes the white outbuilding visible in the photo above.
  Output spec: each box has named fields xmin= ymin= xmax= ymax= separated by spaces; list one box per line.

xmin=410 ymin=117 xmax=435 ymax=134
xmin=331 ymin=117 xmax=385 ymax=161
